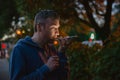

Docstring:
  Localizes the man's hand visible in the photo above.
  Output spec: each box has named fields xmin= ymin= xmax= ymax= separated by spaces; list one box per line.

xmin=58 ymin=37 xmax=73 ymax=53
xmin=46 ymin=56 xmax=59 ymax=71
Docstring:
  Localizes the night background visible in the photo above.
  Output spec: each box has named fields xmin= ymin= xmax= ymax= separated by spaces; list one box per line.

xmin=0 ymin=0 xmax=120 ymax=80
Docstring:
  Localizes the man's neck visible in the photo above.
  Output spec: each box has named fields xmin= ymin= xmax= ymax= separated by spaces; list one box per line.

xmin=31 ymin=34 xmax=46 ymax=48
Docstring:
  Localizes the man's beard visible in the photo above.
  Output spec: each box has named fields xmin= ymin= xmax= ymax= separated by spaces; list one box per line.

xmin=47 ymin=38 xmax=55 ymax=44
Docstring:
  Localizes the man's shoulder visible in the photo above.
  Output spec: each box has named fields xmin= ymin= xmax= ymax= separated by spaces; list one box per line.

xmin=15 ymin=36 xmax=31 ymax=46
xmin=14 ymin=39 xmax=25 ymax=48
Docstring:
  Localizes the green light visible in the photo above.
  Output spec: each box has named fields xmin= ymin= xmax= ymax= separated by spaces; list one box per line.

xmin=90 ymin=33 xmax=95 ymax=39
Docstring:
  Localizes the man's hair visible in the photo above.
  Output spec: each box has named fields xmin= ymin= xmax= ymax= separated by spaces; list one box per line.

xmin=34 ymin=10 xmax=60 ymax=32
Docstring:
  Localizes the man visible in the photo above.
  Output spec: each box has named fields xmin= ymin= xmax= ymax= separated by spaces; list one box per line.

xmin=9 ymin=10 xmax=69 ymax=80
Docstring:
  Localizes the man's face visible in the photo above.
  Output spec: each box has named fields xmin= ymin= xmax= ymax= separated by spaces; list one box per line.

xmin=42 ymin=18 xmax=60 ymax=42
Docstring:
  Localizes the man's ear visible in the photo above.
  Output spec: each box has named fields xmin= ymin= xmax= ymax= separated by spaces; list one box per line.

xmin=36 ymin=24 xmax=41 ymax=32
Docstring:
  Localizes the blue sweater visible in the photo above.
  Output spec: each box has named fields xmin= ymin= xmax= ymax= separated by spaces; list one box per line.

xmin=9 ymin=36 xmax=68 ymax=80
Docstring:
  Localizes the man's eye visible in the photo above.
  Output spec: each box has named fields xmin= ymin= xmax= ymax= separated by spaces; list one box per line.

xmin=50 ymin=27 xmax=56 ymax=30
xmin=50 ymin=28 xmax=55 ymax=30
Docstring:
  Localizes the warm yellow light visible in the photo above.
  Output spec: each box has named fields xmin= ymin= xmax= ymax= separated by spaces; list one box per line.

xmin=16 ymin=29 xmax=21 ymax=35
xmin=53 ymin=40 xmax=59 ymax=45
xmin=22 ymin=30 xmax=25 ymax=34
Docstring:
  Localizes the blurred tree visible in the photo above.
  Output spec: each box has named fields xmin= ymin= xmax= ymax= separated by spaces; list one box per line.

xmin=50 ymin=0 xmax=119 ymax=43
xmin=0 ymin=0 xmax=19 ymax=38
